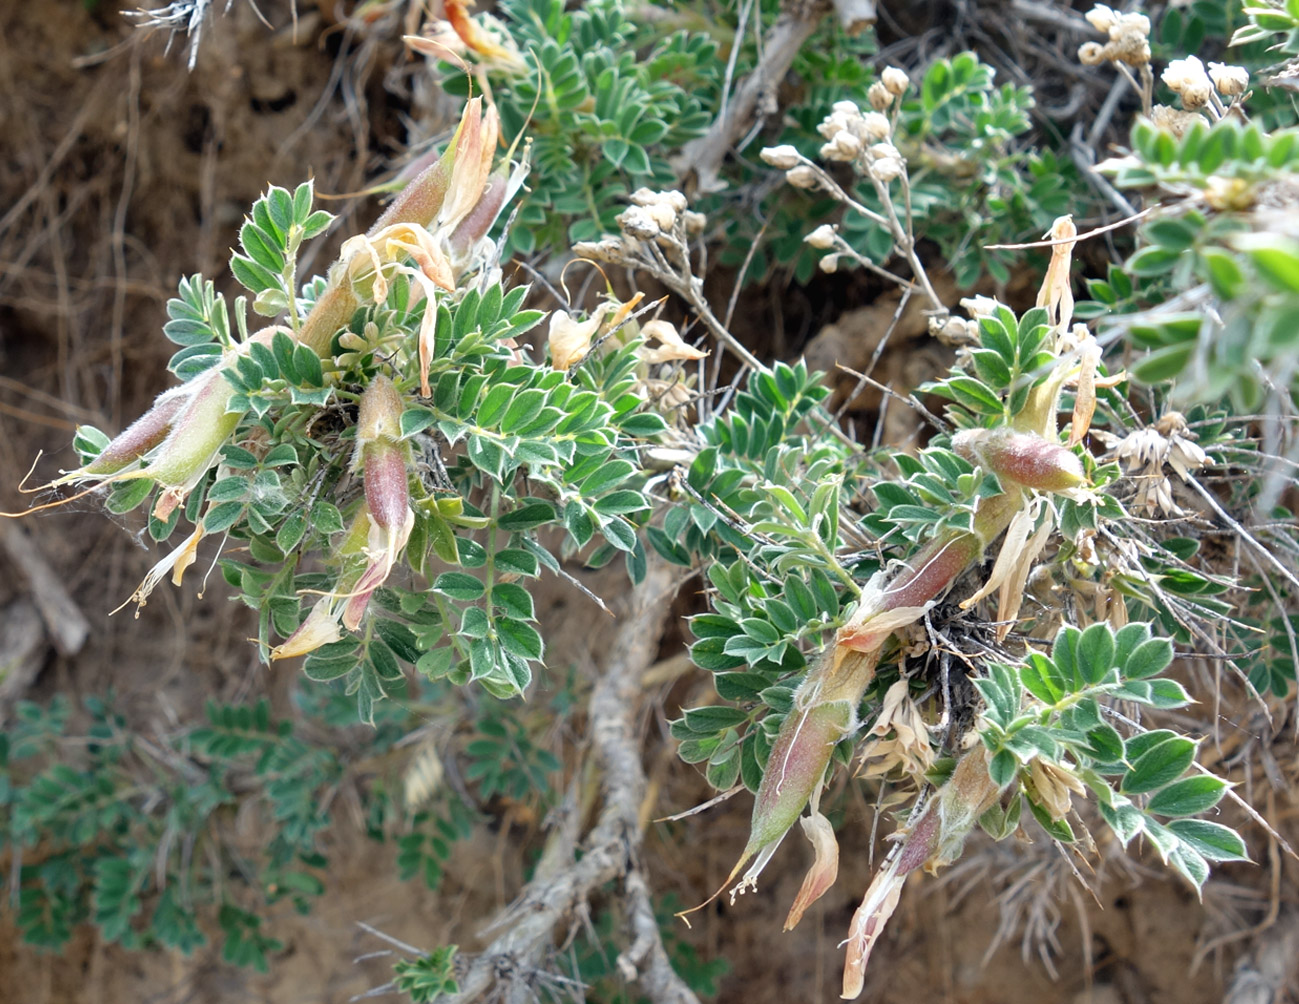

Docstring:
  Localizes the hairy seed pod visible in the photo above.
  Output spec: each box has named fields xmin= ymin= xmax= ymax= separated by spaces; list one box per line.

xmin=81 ymin=385 xmax=189 ymax=476
xmin=953 ymin=427 xmax=1085 ymax=493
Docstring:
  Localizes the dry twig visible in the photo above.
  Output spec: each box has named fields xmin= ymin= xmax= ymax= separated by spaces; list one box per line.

xmin=438 ymin=556 xmax=700 ymax=1004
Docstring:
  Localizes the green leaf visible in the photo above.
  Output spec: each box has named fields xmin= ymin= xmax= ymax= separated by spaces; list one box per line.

xmin=1131 ymin=343 xmax=1193 ymax=385
xmin=433 ymin=572 xmax=484 ymax=601
xmin=682 ymin=706 xmax=749 ymax=732
xmin=496 ymin=617 xmax=543 ymax=661
xmin=1121 ymin=736 xmax=1196 ymax=795
xmin=1166 ymin=819 xmax=1249 ymax=862
xmin=1146 ymin=776 xmax=1227 ymax=817
xmin=1077 ymin=623 xmax=1115 ymax=684
xmin=1124 ymin=637 xmax=1174 ymax=679
xmin=498 ymin=501 xmax=556 ymax=531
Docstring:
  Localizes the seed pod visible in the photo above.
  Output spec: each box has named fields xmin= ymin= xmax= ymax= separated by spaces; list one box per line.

xmin=296 ymin=278 xmax=361 ymax=357
xmin=355 ymin=375 xmax=412 ymax=552
xmin=143 ymin=365 xmax=244 ymax=518
xmin=952 ymin=427 xmax=1085 ymax=493
xmin=80 ymin=385 xmax=189 ymax=476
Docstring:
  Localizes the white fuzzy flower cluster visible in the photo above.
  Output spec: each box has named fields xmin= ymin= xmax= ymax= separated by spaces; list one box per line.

xmin=1078 ymin=4 xmax=1151 ymax=68
xmin=1162 ymin=55 xmax=1215 ymax=110
xmin=816 ymin=100 xmax=891 ymax=164
xmin=616 ymin=189 xmax=703 ymax=240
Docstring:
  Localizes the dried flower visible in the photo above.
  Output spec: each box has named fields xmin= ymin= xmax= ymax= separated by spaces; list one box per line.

xmin=640 ymin=319 xmax=709 ymax=365
xmin=761 ymin=144 xmax=801 ymax=170
xmin=867 ymin=81 xmax=892 ymax=111
xmin=820 ymin=129 xmax=864 ymax=162
xmin=805 ymin=224 xmax=839 ymax=250
xmin=785 ymin=165 xmax=821 ymax=190
xmin=1208 ymin=61 xmax=1249 ymax=96
xmin=547 ymin=305 xmax=609 ymax=371
xmin=783 ymin=811 xmax=840 ymax=931
xmin=1106 ymin=411 xmax=1209 ymax=516
xmin=818 ymin=253 xmax=840 ymax=274
xmin=861 ymin=112 xmax=891 ymax=142
xmin=1028 ymin=759 xmax=1086 ymax=821
xmin=882 ymin=66 xmax=910 ymax=96
xmin=1204 ymin=174 xmax=1254 ymax=210
xmin=857 ymin=679 xmax=934 ymax=779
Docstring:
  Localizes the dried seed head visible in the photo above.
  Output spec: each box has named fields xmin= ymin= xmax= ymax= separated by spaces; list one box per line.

xmin=1163 ymin=55 xmax=1211 ymax=95
xmin=882 ymin=66 xmax=910 ymax=96
xmin=785 ymin=165 xmax=821 ymax=190
xmin=861 ymin=111 xmax=891 ymax=141
xmin=1180 ymin=79 xmax=1212 ymax=109
xmin=1147 ymin=104 xmax=1202 ymax=138
xmin=760 ymin=144 xmax=801 ymax=170
xmin=617 ymin=204 xmax=663 ymax=240
xmin=1085 ymin=4 xmax=1117 ymax=33
xmin=805 ymin=224 xmax=838 ymax=250
xmin=821 ymin=129 xmax=863 ymax=162
xmin=867 ymin=81 xmax=893 ymax=111
xmin=1208 ymin=61 xmax=1249 ymax=96
xmin=1078 ymin=41 xmax=1107 ymax=66
xmin=870 ymin=155 xmax=903 ymax=183
xmin=818 ymin=253 xmax=840 ymax=274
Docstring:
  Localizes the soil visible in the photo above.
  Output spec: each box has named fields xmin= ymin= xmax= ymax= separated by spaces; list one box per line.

xmin=1 ymin=3 xmax=1296 ymax=1004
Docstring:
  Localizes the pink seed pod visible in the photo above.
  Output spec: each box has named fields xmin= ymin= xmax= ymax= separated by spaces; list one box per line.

xmin=355 ymin=375 xmax=411 ymax=543
xmin=748 ymin=700 xmax=852 ymax=854
xmin=81 ymin=385 xmax=189 ymax=476
xmin=952 ymin=427 xmax=1085 ymax=493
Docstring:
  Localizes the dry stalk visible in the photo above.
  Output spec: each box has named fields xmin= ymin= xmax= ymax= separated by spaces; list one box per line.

xmin=436 ymin=556 xmax=701 ymax=1004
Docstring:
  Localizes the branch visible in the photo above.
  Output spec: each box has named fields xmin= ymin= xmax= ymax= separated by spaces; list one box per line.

xmin=443 ymin=557 xmax=699 ymax=1004
xmin=676 ymin=0 xmax=831 ymax=193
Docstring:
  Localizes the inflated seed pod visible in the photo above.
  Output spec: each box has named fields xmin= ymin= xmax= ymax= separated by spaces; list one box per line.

xmin=952 ymin=427 xmax=1085 ymax=493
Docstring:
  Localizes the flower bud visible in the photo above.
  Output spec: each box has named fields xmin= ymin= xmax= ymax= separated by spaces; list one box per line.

xmin=1208 ymin=62 xmax=1249 ymax=96
xmin=952 ymin=427 xmax=1085 ymax=493
xmin=785 ymin=165 xmax=821 ymax=190
xmin=805 ymin=224 xmax=838 ymax=250
xmin=355 ymin=375 xmax=413 ymax=560
xmin=881 ymin=67 xmax=910 ymax=96
xmin=761 ymin=145 xmax=801 ymax=170
xmin=144 ymin=365 xmax=245 ymax=519
xmin=861 ymin=112 xmax=891 ymax=141
xmin=1085 ymin=4 xmax=1117 ymax=33
xmin=867 ymin=81 xmax=892 ymax=111
xmin=820 ymin=129 xmax=863 ymax=162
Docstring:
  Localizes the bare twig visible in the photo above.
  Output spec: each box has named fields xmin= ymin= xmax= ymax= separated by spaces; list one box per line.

xmin=677 ymin=0 xmax=829 ymax=193
xmin=441 ymin=557 xmax=700 ymax=1004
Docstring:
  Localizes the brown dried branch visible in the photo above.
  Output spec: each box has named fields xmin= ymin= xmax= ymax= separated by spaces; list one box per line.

xmin=442 ymin=556 xmax=700 ymax=1004
xmin=676 ymin=0 xmax=831 ymax=194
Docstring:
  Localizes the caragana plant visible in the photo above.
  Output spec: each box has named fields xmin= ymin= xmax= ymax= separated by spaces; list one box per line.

xmin=8 ymin=96 xmax=667 ymax=719
xmin=654 ymin=200 xmax=1249 ymax=992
